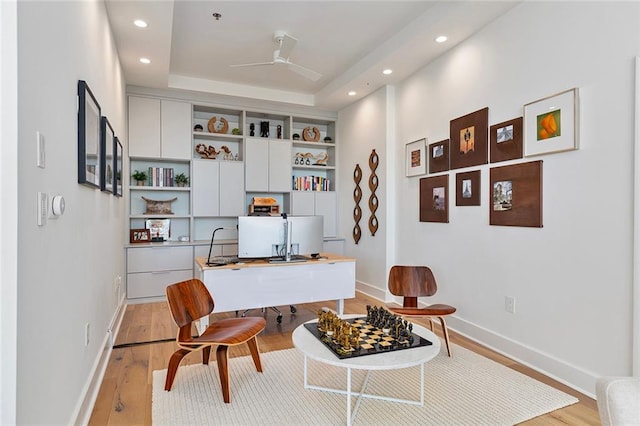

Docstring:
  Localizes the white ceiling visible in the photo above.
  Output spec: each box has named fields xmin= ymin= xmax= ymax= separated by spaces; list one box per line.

xmin=105 ymin=1 xmax=519 ymax=111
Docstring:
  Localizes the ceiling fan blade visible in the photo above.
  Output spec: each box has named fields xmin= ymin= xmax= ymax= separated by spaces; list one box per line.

xmin=278 ymin=33 xmax=297 ymax=59
xmin=230 ymin=61 xmax=274 ymax=68
xmin=287 ymin=62 xmax=322 ymax=81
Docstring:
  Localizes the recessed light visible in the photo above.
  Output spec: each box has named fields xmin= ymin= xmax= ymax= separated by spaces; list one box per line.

xmin=139 ymin=57 xmax=151 ymax=64
xmin=133 ymin=19 xmax=147 ymax=28
xmin=348 ymin=91 xmax=357 ymax=96
xmin=435 ymin=35 xmax=448 ymax=43
xmin=382 ymin=69 xmax=393 ymax=75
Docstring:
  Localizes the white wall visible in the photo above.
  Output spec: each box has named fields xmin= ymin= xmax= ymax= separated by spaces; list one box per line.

xmin=16 ymin=1 xmax=126 ymax=423
xmin=338 ymin=87 xmax=390 ymax=298
xmin=342 ymin=1 xmax=640 ymax=395
xmin=1 ymin=1 xmax=18 ymax=424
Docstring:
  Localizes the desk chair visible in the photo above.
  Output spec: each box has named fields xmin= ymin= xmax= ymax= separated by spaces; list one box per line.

xmin=386 ymin=265 xmax=456 ymax=357
xmin=165 ymin=278 xmax=266 ymax=403
xmin=241 ymin=305 xmax=297 ymax=324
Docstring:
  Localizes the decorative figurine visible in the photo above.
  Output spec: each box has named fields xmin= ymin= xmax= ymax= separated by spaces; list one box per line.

xmin=260 ymin=121 xmax=269 ymax=137
xmin=250 ymin=123 xmax=255 ymax=136
xmin=277 ymin=125 xmax=282 ymax=139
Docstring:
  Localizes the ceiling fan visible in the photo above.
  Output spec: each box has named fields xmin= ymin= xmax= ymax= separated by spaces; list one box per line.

xmin=230 ymin=31 xmax=322 ymax=82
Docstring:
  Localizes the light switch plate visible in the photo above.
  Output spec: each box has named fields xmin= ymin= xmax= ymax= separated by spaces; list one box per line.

xmin=37 ymin=192 xmax=48 ymax=226
xmin=36 ymin=131 xmax=45 ymax=168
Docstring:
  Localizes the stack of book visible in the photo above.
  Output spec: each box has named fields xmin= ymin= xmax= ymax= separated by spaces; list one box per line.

xmin=292 ymin=176 xmax=330 ymax=191
xmin=148 ymin=167 xmax=175 ymax=187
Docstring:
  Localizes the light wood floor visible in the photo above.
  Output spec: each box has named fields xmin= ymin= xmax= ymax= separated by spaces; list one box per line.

xmin=89 ymin=292 xmax=601 ymax=425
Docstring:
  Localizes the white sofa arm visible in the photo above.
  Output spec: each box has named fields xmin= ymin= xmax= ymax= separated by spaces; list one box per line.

xmin=596 ymin=376 xmax=640 ymax=426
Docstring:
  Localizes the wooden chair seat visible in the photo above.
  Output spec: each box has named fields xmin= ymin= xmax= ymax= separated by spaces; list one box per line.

xmin=386 ymin=265 xmax=456 ymax=357
xmin=164 ymin=279 xmax=266 ymax=403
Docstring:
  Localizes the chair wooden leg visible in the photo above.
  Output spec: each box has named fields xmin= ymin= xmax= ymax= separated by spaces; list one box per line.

xmin=439 ymin=316 xmax=452 ymax=357
xmin=246 ymin=336 xmax=263 ymax=373
xmin=164 ymin=348 xmax=191 ymax=391
xmin=216 ymin=345 xmax=231 ymax=403
xmin=202 ymin=346 xmax=211 ymax=365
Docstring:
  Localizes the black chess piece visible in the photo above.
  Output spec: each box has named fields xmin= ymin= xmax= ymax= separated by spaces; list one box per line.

xmin=277 ymin=125 xmax=282 ymax=139
xmin=250 ymin=123 xmax=255 ymax=136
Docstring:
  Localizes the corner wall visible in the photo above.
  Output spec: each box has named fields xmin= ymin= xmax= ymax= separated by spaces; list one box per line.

xmin=16 ymin=1 xmax=126 ymax=423
xmin=343 ymin=1 xmax=640 ymax=395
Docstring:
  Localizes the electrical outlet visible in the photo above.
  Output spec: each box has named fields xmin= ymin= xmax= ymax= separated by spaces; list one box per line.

xmin=505 ymin=296 xmax=516 ymax=314
xmin=85 ymin=322 xmax=90 ymax=347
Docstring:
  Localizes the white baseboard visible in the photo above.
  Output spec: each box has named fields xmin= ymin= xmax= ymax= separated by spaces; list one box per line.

xmin=70 ymin=295 xmax=126 ymax=425
xmin=355 ymin=287 xmax=598 ymax=399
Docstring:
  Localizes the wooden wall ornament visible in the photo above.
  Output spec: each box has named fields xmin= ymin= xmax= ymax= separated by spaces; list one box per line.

xmin=207 ymin=116 xmax=229 ymax=134
xmin=449 ymin=107 xmax=489 ymax=170
xmin=489 ymin=160 xmax=543 ymax=227
xmin=353 ymin=164 xmax=362 ymax=244
xmin=368 ymin=149 xmax=379 ymax=236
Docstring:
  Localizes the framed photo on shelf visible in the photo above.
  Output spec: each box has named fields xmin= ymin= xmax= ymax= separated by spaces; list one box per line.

xmin=456 ymin=170 xmax=481 ymax=206
xmin=449 ymin=107 xmax=489 ymax=170
xmin=77 ymin=80 xmax=102 ymax=189
xmin=428 ymin=139 xmax=450 ymax=174
xmin=490 ymin=117 xmax=523 ymax=163
xmin=406 ymin=138 xmax=427 ymax=177
xmin=100 ymin=116 xmax=115 ymax=193
xmin=146 ymin=218 xmax=171 ymax=241
xmin=524 ymin=88 xmax=578 ymax=157
xmin=130 ymin=229 xmax=150 ymax=244
xmin=114 ymin=137 xmax=123 ymax=197
xmin=419 ymin=174 xmax=449 ymax=223
xmin=489 ymin=160 xmax=543 ymax=227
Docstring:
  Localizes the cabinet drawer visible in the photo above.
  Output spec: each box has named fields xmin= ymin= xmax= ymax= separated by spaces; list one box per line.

xmin=127 ymin=269 xmax=193 ymax=299
xmin=127 ymin=246 xmax=193 ymax=273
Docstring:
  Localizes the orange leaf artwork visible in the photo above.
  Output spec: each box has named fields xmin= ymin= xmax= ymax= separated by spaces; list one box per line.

xmin=537 ymin=110 xmax=560 ymax=140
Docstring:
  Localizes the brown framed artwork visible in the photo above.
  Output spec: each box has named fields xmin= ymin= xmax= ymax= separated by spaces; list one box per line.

xmin=130 ymin=229 xmax=151 ymax=243
xmin=449 ymin=107 xmax=489 ymax=170
xmin=428 ymin=139 xmax=449 ymax=174
xmin=490 ymin=117 xmax=523 ymax=163
xmin=456 ymin=170 xmax=481 ymax=206
xmin=489 ymin=160 xmax=543 ymax=227
xmin=419 ymin=174 xmax=449 ymax=223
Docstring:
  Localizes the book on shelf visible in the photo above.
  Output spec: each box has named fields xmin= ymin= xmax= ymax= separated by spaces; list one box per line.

xmin=292 ymin=175 xmax=330 ymax=191
xmin=148 ymin=167 xmax=175 ymax=187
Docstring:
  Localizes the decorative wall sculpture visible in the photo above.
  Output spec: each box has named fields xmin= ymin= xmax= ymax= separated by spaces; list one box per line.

xmin=353 ymin=164 xmax=362 ymax=244
xmin=368 ymin=150 xmax=379 ymax=236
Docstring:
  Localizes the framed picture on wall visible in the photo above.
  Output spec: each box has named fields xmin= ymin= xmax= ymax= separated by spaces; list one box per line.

xmin=406 ymin=138 xmax=427 ymax=177
xmin=115 ymin=137 xmax=123 ymax=197
xmin=489 ymin=160 xmax=543 ymax=227
xmin=428 ymin=139 xmax=450 ymax=174
xmin=449 ymin=107 xmax=489 ymax=170
xmin=100 ymin=116 xmax=115 ymax=193
xmin=523 ymin=88 xmax=579 ymax=157
xmin=419 ymin=174 xmax=449 ymax=223
xmin=490 ymin=117 xmax=523 ymax=163
xmin=77 ymin=80 xmax=102 ymax=188
xmin=456 ymin=170 xmax=481 ymax=206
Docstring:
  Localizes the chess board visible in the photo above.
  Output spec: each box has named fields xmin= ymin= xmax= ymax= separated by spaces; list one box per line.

xmin=304 ymin=317 xmax=432 ymax=360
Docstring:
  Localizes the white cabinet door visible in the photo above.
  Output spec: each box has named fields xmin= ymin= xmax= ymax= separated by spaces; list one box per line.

xmin=245 ymin=138 xmax=269 ymax=191
xmin=128 ymin=96 xmax=160 ymax=158
xmin=219 ymin=161 xmax=245 ymax=216
xmin=161 ymin=100 xmax=191 ymax=160
xmin=192 ymin=160 xmax=220 ymax=216
xmin=290 ymin=191 xmax=337 ymax=237
xmin=290 ymin=191 xmax=315 ymax=216
xmin=315 ymin=191 xmax=337 ymax=237
xmin=268 ymin=140 xmax=292 ymax=192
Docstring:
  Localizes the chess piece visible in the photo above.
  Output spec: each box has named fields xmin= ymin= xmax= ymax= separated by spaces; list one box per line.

xmin=277 ymin=125 xmax=282 ymax=139
xmin=260 ymin=121 xmax=269 ymax=137
xmin=250 ymin=123 xmax=255 ymax=136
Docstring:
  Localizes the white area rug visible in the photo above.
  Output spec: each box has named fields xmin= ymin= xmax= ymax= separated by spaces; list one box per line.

xmin=152 ymin=345 xmax=578 ymax=425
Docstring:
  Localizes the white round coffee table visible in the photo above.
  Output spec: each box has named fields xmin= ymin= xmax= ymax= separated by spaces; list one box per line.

xmin=292 ymin=314 xmax=441 ymax=425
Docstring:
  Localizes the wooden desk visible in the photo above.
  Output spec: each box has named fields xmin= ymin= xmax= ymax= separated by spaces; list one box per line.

xmin=194 ymin=253 xmax=356 ymax=316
